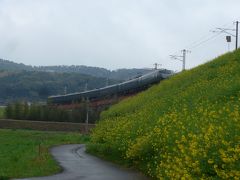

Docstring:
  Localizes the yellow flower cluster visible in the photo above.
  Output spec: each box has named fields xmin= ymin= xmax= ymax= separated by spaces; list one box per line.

xmin=90 ymin=50 xmax=240 ymax=179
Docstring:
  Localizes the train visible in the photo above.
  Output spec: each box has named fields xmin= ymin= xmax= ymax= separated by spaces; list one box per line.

xmin=48 ymin=69 xmax=173 ymax=105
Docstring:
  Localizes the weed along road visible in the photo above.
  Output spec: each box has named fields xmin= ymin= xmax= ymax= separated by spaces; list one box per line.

xmin=19 ymin=144 xmax=149 ymax=180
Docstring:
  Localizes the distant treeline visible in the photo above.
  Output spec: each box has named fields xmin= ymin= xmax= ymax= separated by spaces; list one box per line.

xmin=4 ymin=102 xmax=99 ymax=123
xmin=0 ymin=58 xmax=151 ymax=80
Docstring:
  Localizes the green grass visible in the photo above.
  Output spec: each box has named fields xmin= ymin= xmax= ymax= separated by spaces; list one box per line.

xmin=89 ymin=50 xmax=240 ymax=179
xmin=0 ymin=129 xmax=89 ymax=179
xmin=0 ymin=107 xmax=4 ymax=119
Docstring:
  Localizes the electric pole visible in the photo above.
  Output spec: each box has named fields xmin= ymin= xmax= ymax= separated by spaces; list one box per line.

xmin=106 ymin=71 xmax=110 ymax=86
xmin=106 ymin=77 xmax=109 ymax=86
xmin=170 ymin=49 xmax=190 ymax=71
xmin=64 ymin=86 xmax=67 ymax=95
xmin=85 ymin=97 xmax=89 ymax=133
xmin=86 ymin=98 xmax=89 ymax=125
xmin=153 ymin=63 xmax=162 ymax=70
xmin=212 ymin=21 xmax=239 ymax=50
xmin=236 ymin=21 xmax=239 ymax=50
xmin=84 ymin=82 xmax=88 ymax=91
xmin=182 ymin=49 xmax=186 ymax=71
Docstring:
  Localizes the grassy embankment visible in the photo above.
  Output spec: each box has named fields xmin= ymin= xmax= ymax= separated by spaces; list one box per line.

xmin=88 ymin=50 xmax=240 ymax=179
xmin=0 ymin=129 xmax=89 ymax=179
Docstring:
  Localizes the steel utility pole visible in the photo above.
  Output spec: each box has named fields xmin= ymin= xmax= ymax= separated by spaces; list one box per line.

xmin=213 ymin=21 xmax=239 ymax=50
xmin=153 ymin=63 xmax=162 ymax=70
xmin=85 ymin=97 xmax=89 ymax=133
xmin=64 ymin=86 xmax=67 ymax=95
xmin=84 ymin=82 xmax=88 ymax=91
xmin=106 ymin=77 xmax=109 ymax=86
xmin=182 ymin=49 xmax=187 ymax=71
xmin=236 ymin=21 xmax=239 ymax=50
xmin=170 ymin=49 xmax=190 ymax=71
xmin=106 ymin=71 xmax=110 ymax=86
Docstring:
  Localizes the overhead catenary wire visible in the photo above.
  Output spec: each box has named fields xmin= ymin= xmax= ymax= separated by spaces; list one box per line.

xmin=168 ymin=27 xmax=226 ymax=57
xmin=158 ymin=19 xmax=240 ymax=71
xmin=187 ymin=32 xmax=223 ymax=50
xmin=184 ymin=33 xmax=217 ymax=50
xmin=185 ymin=21 xmax=235 ymax=51
xmin=172 ymin=21 xmax=236 ymax=54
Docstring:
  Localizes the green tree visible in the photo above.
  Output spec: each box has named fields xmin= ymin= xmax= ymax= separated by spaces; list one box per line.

xmin=5 ymin=104 xmax=13 ymax=118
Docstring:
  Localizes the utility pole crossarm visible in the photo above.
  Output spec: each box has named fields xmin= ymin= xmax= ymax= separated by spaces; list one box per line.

xmin=213 ymin=21 xmax=239 ymax=50
xmin=170 ymin=55 xmax=183 ymax=61
xmin=216 ymin=28 xmax=236 ymax=37
xmin=170 ymin=49 xmax=190 ymax=71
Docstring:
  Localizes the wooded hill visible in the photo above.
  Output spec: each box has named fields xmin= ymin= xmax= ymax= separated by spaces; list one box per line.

xmin=0 ymin=58 xmax=151 ymax=80
xmin=0 ymin=70 xmax=119 ymax=104
xmin=0 ymin=58 xmax=152 ymax=104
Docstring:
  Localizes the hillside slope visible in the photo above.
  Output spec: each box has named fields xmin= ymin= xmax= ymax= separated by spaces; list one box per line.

xmin=88 ymin=50 xmax=240 ymax=179
xmin=0 ymin=71 xmax=119 ymax=104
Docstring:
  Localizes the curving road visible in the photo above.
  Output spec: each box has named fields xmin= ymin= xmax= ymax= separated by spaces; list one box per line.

xmin=19 ymin=144 xmax=149 ymax=180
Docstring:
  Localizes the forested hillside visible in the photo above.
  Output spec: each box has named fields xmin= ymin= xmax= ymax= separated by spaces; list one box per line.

xmin=0 ymin=59 xmax=151 ymax=80
xmin=0 ymin=70 xmax=119 ymax=104
xmin=0 ymin=59 xmax=32 ymax=71
xmin=0 ymin=58 xmax=154 ymax=104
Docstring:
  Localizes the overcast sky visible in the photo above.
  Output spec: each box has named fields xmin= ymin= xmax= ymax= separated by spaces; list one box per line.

xmin=0 ymin=0 xmax=239 ymax=71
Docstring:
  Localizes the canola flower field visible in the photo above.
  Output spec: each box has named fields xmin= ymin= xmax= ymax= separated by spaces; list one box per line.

xmin=88 ymin=50 xmax=240 ymax=179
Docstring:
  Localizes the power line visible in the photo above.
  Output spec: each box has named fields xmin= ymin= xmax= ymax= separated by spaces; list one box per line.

xmin=211 ymin=20 xmax=239 ymax=50
xmin=158 ymin=19 xmax=240 ymax=71
xmin=184 ymin=33 xmax=216 ymax=49
xmin=188 ymin=32 xmax=222 ymax=50
xmin=184 ymin=21 xmax=235 ymax=50
xmin=170 ymin=49 xmax=190 ymax=71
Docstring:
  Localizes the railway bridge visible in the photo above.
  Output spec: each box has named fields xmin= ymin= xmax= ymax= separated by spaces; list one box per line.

xmin=48 ymin=69 xmax=173 ymax=123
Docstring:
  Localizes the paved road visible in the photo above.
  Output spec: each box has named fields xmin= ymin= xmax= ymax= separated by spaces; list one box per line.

xmin=19 ymin=144 xmax=149 ymax=180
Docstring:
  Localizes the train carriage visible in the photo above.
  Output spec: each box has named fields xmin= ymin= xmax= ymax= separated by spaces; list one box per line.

xmin=48 ymin=69 xmax=173 ymax=105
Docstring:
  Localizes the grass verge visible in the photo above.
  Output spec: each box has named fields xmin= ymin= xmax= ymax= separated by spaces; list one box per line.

xmin=0 ymin=129 xmax=89 ymax=179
